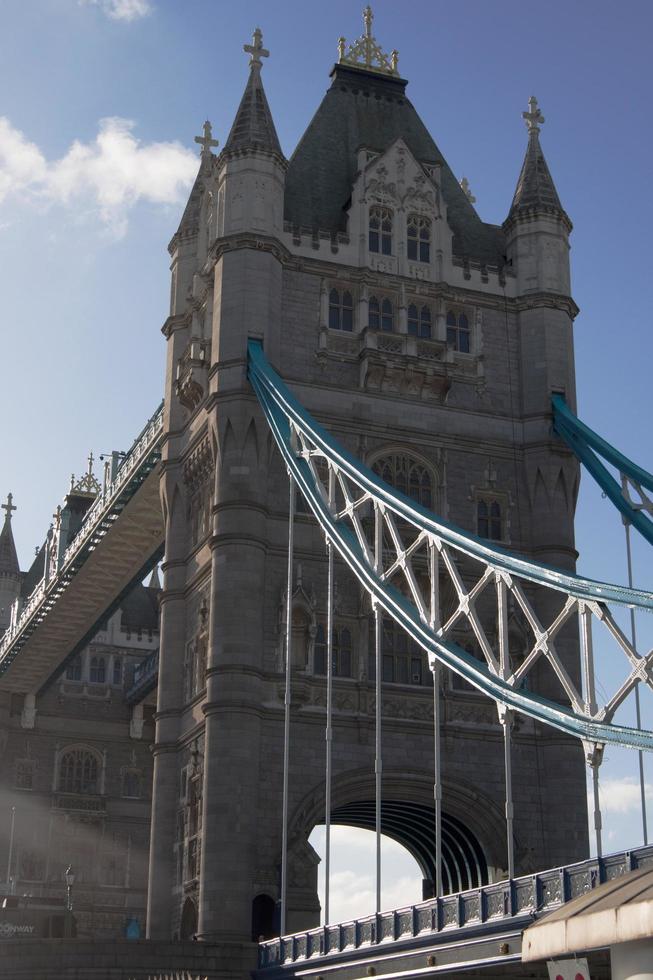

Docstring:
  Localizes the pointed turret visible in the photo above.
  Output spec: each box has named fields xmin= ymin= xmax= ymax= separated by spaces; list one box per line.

xmin=0 ymin=493 xmax=22 ymax=638
xmin=507 ymin=97 xmax=569 ymax=225
xmin=0 ymin=493 xmax=19 ymax=577
xmin=223 ymin=27 xmax=283 ymax=159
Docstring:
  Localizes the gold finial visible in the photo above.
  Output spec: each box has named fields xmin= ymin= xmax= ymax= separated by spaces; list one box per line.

xmin=523 ymin=96 xmax=544 ymax=135
xmin=338 ymin=6 xmax=399 ymax=77
xmin=460 ymin=177 xmax=476 ymax=204
xmin=2 ymin=492 xmax=16 ymax=522
xmin=194 ymin=120 xmax=219 ymax=158
xmin=70 ymin=452 xmax=101 ymax=496
xmin=244 ymin=26 xmax=269 ymax=68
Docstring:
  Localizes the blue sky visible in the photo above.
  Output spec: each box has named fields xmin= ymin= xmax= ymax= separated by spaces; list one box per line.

xmin=1 ymin=0 xmax=653 ymax=920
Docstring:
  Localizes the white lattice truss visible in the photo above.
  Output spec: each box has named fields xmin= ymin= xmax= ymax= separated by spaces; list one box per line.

xmin=249 ymin=341 xmax=653 ymax=756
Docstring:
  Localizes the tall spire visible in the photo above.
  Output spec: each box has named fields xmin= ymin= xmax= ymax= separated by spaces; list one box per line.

xmin=223 ymin=27 xmax=283 ymax=157
xmin=0 ymin=492 xmax=20 ymax=576
xmin=507 ymin=96 xmax=569 ymax=225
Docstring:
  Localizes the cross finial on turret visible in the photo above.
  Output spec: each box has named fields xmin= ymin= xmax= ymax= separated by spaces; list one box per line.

xmin=244 ymin=27 xmax=269 ymax=68
xmin=523 ymin=96 xmax=544 ymax=135
xmin=194 ymin=120 xmax=219 ymax=158
xmin=2 ymin=492 xmax=16 ymax=522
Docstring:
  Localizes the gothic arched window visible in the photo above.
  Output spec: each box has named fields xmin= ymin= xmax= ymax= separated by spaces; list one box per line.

xmin=314 ymin=624 xmax=352 ymax=677
xmin=407 ymin=304 xmax=432 ymax=338
xmin=112 ymin=657 xmax=122 ymax=687
xmin=368 ymin=616 xmax=428 ymax=686
xmin=58 ymin=748 xmax=100 ymax=795
xmin=328 ymin=288 xmax=354 ymax=331
xmin=89 ymin=656 xmax=106 ymax=684
xmin=369 ymin=296 xmax=394 ymax=332
xmin=446 ymin=310 xmax=471 ymax=353
xmin=369 ymin=206 xmax=393 ymax=255
xmin=477 ymin=499 xmax=502 ymax=540
xmin=407 ymin=214 xmax=431 ymax=263
xmin=373 ymin=454 xmax=433 ymax=510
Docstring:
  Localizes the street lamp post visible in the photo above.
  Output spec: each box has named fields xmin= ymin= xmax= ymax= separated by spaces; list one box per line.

xmin=64 ymin=865 xmax=75 ymax=938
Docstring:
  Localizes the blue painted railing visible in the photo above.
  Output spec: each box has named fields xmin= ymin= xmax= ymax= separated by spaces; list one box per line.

xmin=258 ymin=844 xmax=653 ymax=968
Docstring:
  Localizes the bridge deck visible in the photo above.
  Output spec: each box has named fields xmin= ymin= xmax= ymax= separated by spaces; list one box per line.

xmin=256 ymin=844 xmax=652 ymax=976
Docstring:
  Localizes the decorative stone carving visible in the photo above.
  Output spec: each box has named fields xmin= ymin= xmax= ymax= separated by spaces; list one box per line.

xmin=175 ymin=339 xmax=211 ymax=411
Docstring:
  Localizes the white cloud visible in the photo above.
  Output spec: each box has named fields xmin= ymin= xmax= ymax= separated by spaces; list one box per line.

xmin=80 ymin=0 xmax=153 ymax=22
xmin=0 ymin=116 xmax=197 ymax=238
xmin=591 ymin=777 xmax=653 ymax=815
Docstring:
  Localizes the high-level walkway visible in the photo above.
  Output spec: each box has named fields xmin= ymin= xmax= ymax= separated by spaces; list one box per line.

xmin=0 ymin=404 xmax=165 ymax=693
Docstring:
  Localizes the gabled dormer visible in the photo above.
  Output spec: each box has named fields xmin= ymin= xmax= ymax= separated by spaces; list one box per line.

xmin=347 ymin=138 xmax=449 ymax=280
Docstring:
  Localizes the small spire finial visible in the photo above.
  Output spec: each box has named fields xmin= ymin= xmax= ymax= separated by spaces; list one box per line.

xmin=460 ymin=177 xmax=476 ymax=204
xmin=2 ymin=492 xmax=16 ymax=522
xmin=338 ymin=6 xmax=399 ymax=77
xmin=244 ymin=26 xmax=269 ymax=68
xmin=194 ymin=120 xmax=219 ymax=158
xmin=523 ymin=96 xmax=545 ymax=135
xmin=70 ymin=453 xmax=101 ymax=496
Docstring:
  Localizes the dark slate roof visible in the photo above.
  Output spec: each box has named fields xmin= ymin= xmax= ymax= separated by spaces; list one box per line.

xmin=171 ymin=153 xmax=213 ymax=245
xmin=508 ymin=129 xmax=567 ymax=221
xmin=120 ymin=583 xmax=160 ymax=632
xmin=0 ymin=515 xmax=19 ymax=577
xmin=284 ymin=64 xmax=504 ymax=265
xmin=223 ymin=63 xmax=283 ymax=157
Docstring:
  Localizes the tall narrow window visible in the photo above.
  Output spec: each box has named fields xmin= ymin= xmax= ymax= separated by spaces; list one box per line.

xmin=368 ymin=617 xmax=427 ymax=686
xmin=58 ymin=748 xmax=99 ymax=795
xmin=407 ymin=304 xmax=432 ymax=338
xmin=446 ymin=311 xmax=471 ymax=353
xmin=314 ymin=625 xmax=353 ymax=677
xmin=477 ymin=499 xmax=502 ymax=540
xmin=89 ymin=656 xmax=106 ymax=684
xmin=112 ymin=658 xmax=122 ymax=687
xmin=407 ymin=214 xmax=431 ymax=263
xmin=328 ymin=289 xmax=354 ymax=331
xmin=369 ymin=206 xmax=393 ymax=255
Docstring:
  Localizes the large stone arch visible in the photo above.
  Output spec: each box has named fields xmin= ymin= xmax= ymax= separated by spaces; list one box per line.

xmin=288 ymin=767 xmax=510 ymax=899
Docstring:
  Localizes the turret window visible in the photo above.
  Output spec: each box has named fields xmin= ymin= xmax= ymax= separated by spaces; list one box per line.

xmin=368 ymin=616 xmax=428 ymax=686
xmin=477 ymin=499 xmax=502 ymax=541
xmin=369 ymin=296 xmax=394 ymax=332
xmin=373 ymin=454 xmax=433 ymax=509
xmin=369 ymin=206 xmax=393 ymax=255
xmin=407 ymin=304 xmax=432 ymax=338
xmin=407 ymin=214 xmax=431 ymax=263
xmin=446 ymin=311 xmax=471 ymax=353
xmin=328 ymin=288 xmax=354 ymax=331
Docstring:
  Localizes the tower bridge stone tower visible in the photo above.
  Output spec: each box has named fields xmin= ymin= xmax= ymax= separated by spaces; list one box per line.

xmin=148 ymin=11 xmax=587 ymax=970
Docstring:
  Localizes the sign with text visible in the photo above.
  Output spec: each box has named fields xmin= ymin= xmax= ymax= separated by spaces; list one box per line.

xmin=547 ymin=959 xmax=590 ymax=980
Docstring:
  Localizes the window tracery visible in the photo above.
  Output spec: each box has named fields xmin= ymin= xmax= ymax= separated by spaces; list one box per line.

xmin=58 ymin=747 xmax=100 ymax=795
xmin=66 ymin=655 xmax=82 ymax=682
xmin=372 ymin=454 xmax=434 ymax=509
xmin=407 ymin=214 xmax=431 ymax=263
xmin=369 ymin=206 xmax=393 ymax=255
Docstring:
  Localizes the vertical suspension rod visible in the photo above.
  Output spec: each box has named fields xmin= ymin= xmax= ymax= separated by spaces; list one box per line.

xmin=429 ymin=541 xmax=443 ymax=898
xmin=324 ymin=469 xmax=335 ymax=925
xmin=280 ymin=473 xmax=295 ymax=937
xmin=374 ymin=503 xmax=383 ymax=917
xmin=624 ymin=513 xmax=648 ymax=845
xmin=580 ymin=603 xmax=602 ymax=857
xmin=496 ymin=574 xmax=514 ymax=879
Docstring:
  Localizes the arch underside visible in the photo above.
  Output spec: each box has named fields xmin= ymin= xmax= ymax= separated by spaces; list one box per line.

xmin=330 ymin=800 xmax=488 ymax=895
